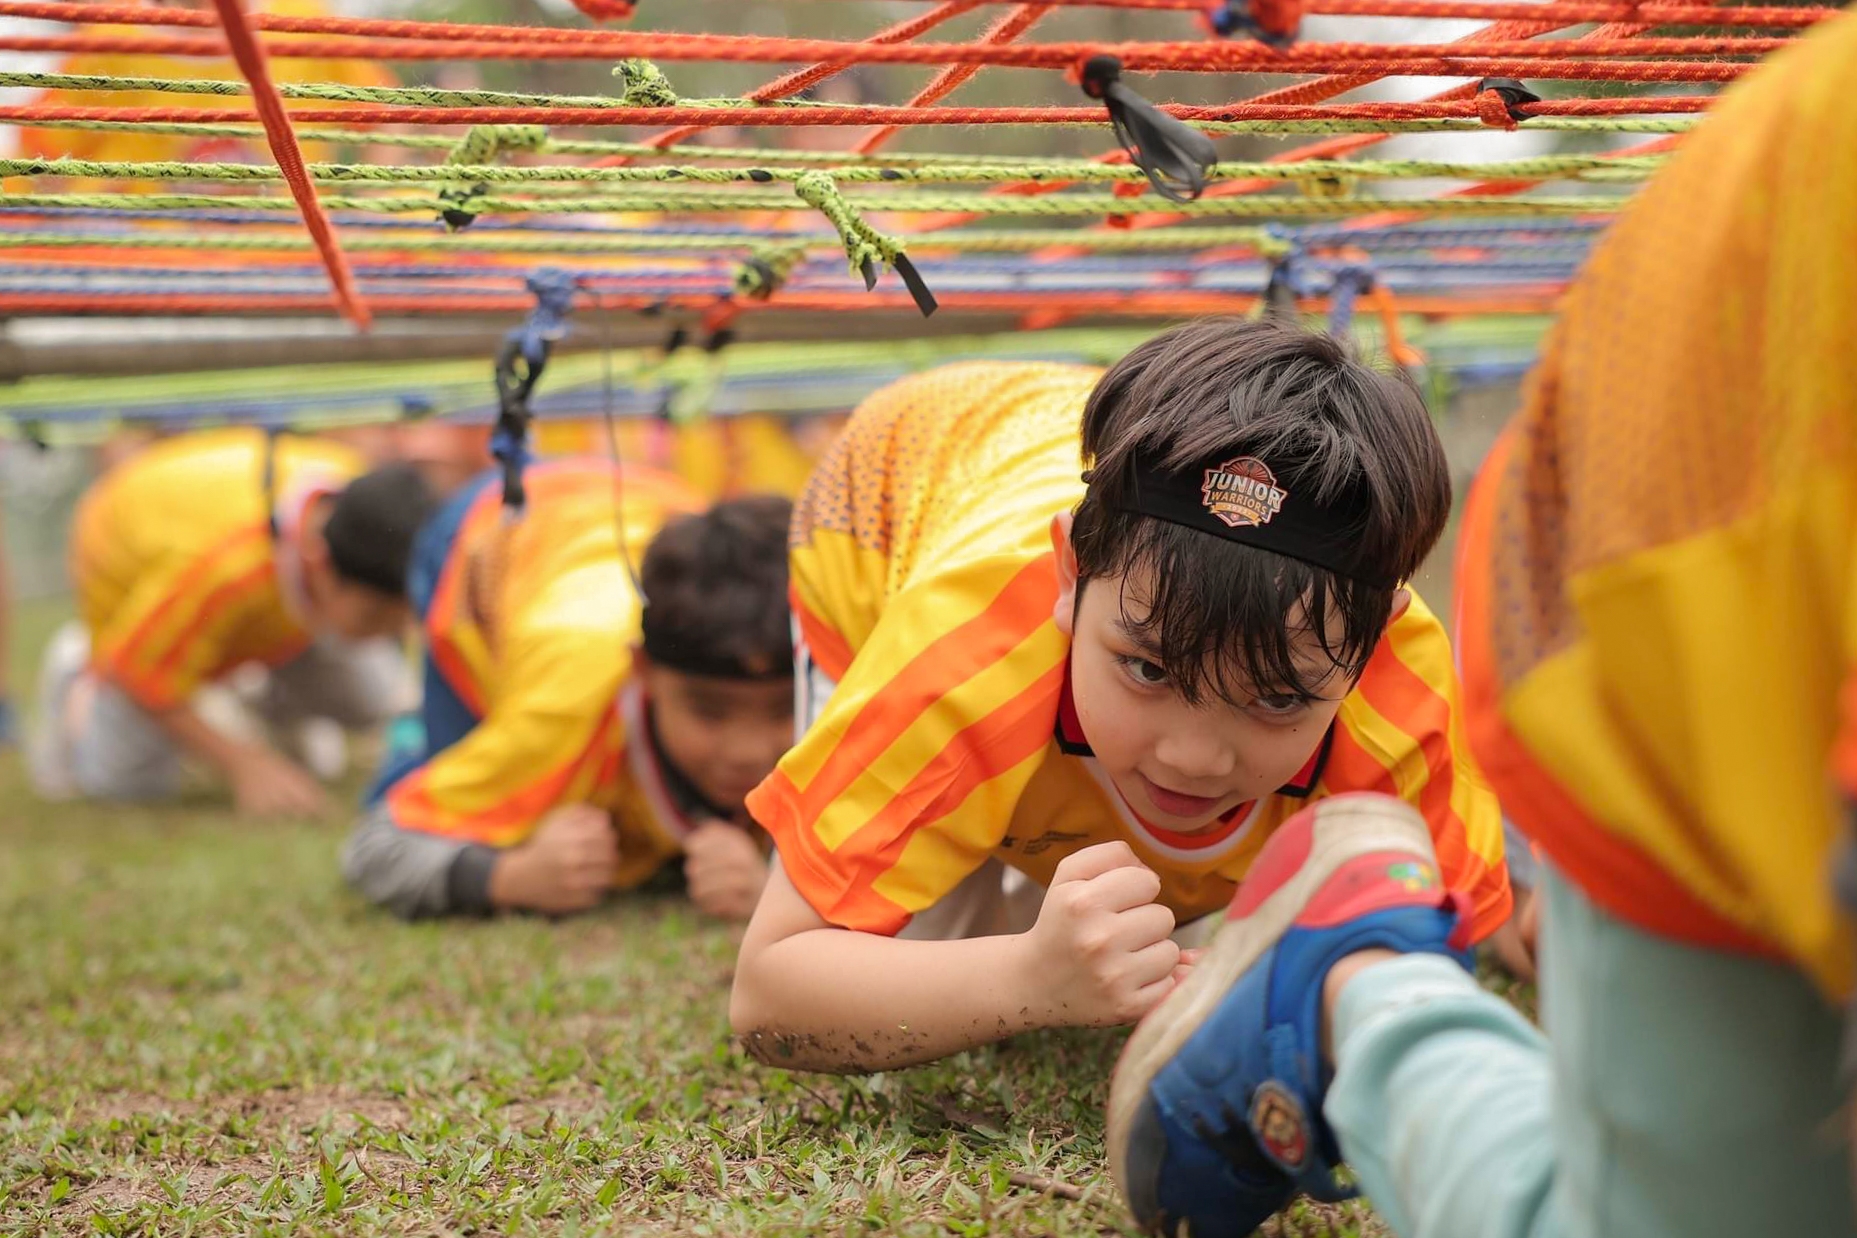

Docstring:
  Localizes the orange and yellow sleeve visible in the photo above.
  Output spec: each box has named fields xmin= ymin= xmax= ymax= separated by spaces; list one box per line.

xmin=387 ymin=563 xmax=635 ymax=846
xmin=748 ymin=554 xmax=1070 ymax=935
xmin=90 ymin=527 xmax=285 ymax=712
xmin=1322 ymin=593 xmax=1511 ymax=942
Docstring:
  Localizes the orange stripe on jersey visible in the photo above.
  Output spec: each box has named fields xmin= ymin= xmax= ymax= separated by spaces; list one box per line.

xmin=770 ymin=658 xmax=1067 ymax=934
xmin=793 ymin=586 xmax=856 ymax=684
xmin=1456 ymin=431 xmax=1779 ymax=958
xmin=105 ymin=526 xmax=268 ymax=666
xmin=390 ymin=709 xmax=620 ymax=845
xmin=103 ymin=531 xmax=277 ymax=707
xmin=1352 ymin=644 xmax=1465 ymax=870
xmin=788 ymin=554 xmax=1058 ymax=825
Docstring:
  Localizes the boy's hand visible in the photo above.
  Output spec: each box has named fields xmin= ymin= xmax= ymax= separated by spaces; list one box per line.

xmin=1020 ymin=841 xmax=1179 ymax=1027
xmin=489 ymin=803 xmax=619 ymax=915
xmin=684 ymin=820 xmax=769 ymax=921
xmin=1489 ymin=885 xmax=1540 ymax=982
xmin=228 ymin=746 xmax=329 ymax=819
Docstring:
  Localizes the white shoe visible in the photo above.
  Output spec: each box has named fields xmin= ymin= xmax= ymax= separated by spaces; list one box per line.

xmin=26 ymin=621 xmax=89 ymax=800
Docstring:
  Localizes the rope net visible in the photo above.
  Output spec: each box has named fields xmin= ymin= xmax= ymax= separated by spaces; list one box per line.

xmin=0 ymin=0 xmax=1830 ymax=333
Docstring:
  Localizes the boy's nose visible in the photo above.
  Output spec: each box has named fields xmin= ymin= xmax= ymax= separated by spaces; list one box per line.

xmin=1150 ymin=727 xmax=1238 ymax=784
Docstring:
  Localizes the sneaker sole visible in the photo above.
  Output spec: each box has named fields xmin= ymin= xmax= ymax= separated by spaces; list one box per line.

xmin=1106 ymin=793 xmax=1439 ymax=1204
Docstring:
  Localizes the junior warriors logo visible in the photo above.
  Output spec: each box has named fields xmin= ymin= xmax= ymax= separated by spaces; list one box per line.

xmin=1201 ymin=457 xmax=1288 ymax=529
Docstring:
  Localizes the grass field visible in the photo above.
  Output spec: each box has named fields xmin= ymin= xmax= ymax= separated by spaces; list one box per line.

xmin=0 ymin=596 xmax=1452 ymax=1237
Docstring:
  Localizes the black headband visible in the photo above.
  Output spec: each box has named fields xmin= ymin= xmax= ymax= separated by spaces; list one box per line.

xmin=639 ymin=622 xmax=793 ymax=682
xmin=1107 ymin=454 xmax=1399 ymax=589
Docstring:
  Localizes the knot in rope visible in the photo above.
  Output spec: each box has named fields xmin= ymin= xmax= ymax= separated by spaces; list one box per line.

xmin=492 ymin=267 xmax=579 ymax=511
xmin=793 ymin=171 xmax=937 ymax=317
xmin=437 ymin=125 xmax=549 ymax=231
xmin=568 ymin=0 xmax=635 ymax=20
xmin=1324 ymin=261 xmax=1375 ymax=338
xmin=734 ymin=242 xmax=808 ymax=302
xmin=1076 ymin=55 xmax=1217 ymax=204
xmin=1475 ymin=77 xmax=1541 ymax=131
xmin=612 ymin=58 xmax=679 ymax=108
xmin=1202 ymin=0 xmax=1301 ymax=46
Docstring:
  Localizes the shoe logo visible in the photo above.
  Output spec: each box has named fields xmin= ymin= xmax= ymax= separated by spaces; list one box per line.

xmin=1249 ymin=1081 xmax=1310 ymax=1171
xmin=1386 ymin=860 xmax=1438 ymax=893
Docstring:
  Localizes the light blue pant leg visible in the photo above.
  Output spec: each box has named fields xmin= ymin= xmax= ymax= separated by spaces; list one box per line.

xmin=1324 ymin=869 xmax=1857 ymax=1238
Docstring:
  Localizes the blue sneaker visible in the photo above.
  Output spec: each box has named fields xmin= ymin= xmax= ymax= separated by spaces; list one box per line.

xmin=1107 ymin=793 xmax=1475 ymax=1237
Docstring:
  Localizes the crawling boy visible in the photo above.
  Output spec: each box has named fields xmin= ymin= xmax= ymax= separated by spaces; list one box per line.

xmin=342 ymin=458 xmax=794 ymax=921
xmin=30 ymin=427 xmax=428 ymax=816
xmin=730 ymin=318 xmax=1508 ymax=1070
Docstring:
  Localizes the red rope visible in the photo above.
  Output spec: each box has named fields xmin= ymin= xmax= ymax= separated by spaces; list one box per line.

xmin=566 ymin=0 xmax=634 ymax=19
xmin=0 ymin=96 xmax=1718 ymax=128
xmin=0 ymin=0 xmax=1828 ymax=30
xmin=205 ymin=0 xmax=367 ymax=329
xmin=615 ymin=0 xmax=985 ymax=161
xmin=855 ymin=3 xmax=1055 ymax=155
xmin=0 ymin=29 xmax=1784 ymax=71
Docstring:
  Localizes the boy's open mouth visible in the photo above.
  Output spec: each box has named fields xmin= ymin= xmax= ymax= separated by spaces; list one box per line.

xmin=1137 ymin=774 xmax=1225 ymax=820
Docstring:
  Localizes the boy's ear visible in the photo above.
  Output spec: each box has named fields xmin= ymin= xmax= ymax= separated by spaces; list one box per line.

xmin=1386 ymin=587 xmax=1412 ymax=630
xmin=1050 ymin=511 xmax=1078 ymax=636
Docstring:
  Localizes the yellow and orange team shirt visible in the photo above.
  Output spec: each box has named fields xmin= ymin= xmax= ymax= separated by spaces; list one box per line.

xmin=1456 ymin=12 xmax=1857 ymax=999
xmin=531 ymin=415 xmax=821 ymax=500
xmin=71 ymin=427 xmax=363 ymax=713
xmin=748 ymin=362 xmax=1509 ymax=939
xmin=384 ymin=459 xmax=710 ymax=889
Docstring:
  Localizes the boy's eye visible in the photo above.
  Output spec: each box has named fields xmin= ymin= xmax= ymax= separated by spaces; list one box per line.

xmin=1117 ymin=655 xmax=1169 ymax=687
xmin=1251 ymin=694 xmax=1309 ymax=717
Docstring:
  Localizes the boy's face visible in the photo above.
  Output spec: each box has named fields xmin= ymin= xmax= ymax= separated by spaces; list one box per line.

xmin=300 ymin=553 xmax=412 ymax=643
xmin=1052 ymin=513 xmax=1400 ymax=833
xmin=636 ymin=657 xmax=794 ymax=817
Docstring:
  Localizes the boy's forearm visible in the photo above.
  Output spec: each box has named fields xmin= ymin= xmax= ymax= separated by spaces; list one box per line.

xmin=149 ymin=701 xmax=266 ymax=776
xmin=732 ymin=928 xmax=1050 ymax=1073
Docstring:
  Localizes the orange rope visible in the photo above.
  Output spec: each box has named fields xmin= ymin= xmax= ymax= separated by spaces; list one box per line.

xmin=206 ymin=0 xmax=368 ymax=329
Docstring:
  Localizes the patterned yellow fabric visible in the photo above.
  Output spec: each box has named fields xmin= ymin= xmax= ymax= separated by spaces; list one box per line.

xmin=71 ymin=428 xmax=362 ymax=710
xmin=385 ymin=460 xmax=707 ymax=887
xmin=1457 ymin=12 xmax=1857 ymax=997
xmin=749 ymin=362 xmax=1507 ymax=937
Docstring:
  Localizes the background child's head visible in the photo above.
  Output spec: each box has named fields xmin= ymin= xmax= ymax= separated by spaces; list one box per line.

xmin=635 ymin=494 xmax=795 ymax=817
xmin=303 ymin=463 xmax=439 ymax=642
xmin=1055 ymin=318 xmax=1450 ymax=827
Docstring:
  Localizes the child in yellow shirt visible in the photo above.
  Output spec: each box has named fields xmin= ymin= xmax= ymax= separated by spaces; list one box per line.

xmin=342 ymin=459 xmax=794 ymax=920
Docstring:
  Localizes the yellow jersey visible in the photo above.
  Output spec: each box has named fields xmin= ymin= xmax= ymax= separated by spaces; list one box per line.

xmin=749 ymin=362 xmax=1508 ymax=938
xmin=385 ymin=459 xmax=711 ymax=889
xmin=1457 ymin=12 xmax=1857 ymax=997
xmin=71 ymin=428 xmax=363 ymax=711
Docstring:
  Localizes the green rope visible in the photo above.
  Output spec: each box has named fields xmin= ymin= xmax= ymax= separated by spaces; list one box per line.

xmin=436 ymin=124 xmax=551 ymax=231
xmin=611 ymin=59 xmax=679 ymax=108
xmin=0 ymin=70 xmax=799 ymax=113
xmin=0 ymin=225 xmax=1293 ymax=256
xmin=0 ymin=154 xmax=1665 ymax=186
xmin=793 ymin=170 xmax=908 ymax=282
xmin=734 ymin=242 xmax=809 ymax=301
xmin=0 ymin=188 xmax=1629 ymax=219
xmin=6 ymin=116 xmax=1703 ymax=157
xmin=445 ymin=124 xmax=550 ymax=166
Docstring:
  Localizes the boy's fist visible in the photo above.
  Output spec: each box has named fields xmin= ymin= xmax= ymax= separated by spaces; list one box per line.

xmin=684 ymin=820 xmax=769 ymax=921
xmin=1021 ymin=841 xmax=1179 ymax=1027
xmin=490 ymin=802 xmax=619 ymax=915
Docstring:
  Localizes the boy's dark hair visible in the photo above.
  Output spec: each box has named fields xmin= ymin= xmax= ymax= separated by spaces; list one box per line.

xmin=1072 ymin=318 xmax=1450 ymax=705
xmin=322 ymin=463 xmax=439 ymax=599
xmin=639 ymin=494 xmax=795 ymax=680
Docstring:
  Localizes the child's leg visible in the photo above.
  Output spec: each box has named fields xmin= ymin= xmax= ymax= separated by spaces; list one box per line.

xmin=67 ymin=676 xmax=185 ymax=801
xmin=1326 ymin=868 xmax=1856 ymax=1238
